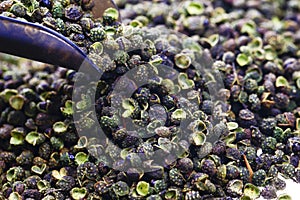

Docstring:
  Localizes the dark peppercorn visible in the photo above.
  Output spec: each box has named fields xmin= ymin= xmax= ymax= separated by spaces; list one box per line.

xmin=238 ymin=109 xmax=257 ymax=128
xmin=185 ymin=190 xmax=201 ymax=200
xmin=252 ymin=169 xmax=266 ymax=186
xmin=274 ymin=93 xmax=290 ymax=109
xmin=259 ymin=118 xmax=277 ymax=135
xmin=38 ymin=142 xmax=52 ymax=160
xmin=0 ymin=124 xmax=13 ymax=139
xmin=261 ymin=185 xmax=277 ymax=199
xmin=244 ymin=78 xmax=258 ymax=93
xmin=268 ymin=165 xmax=278 ymax=177
xmin=24 ymin=175 xmax=42 ymax=189
xmin=261 ymin=137 xmax=277 ymax=154
xmin=226 ymin=147 xmax=241 ymax=161
xmin=16 ymin=150 xmax=34 ymax=166
xmin=290 ymin=155 xmax=299 ymax=167
xmin=22 ymin=189 xmax=42 ymax=199
xmin=212 ymin=141 xmax=226 ymax=155
xmin=281 ymin=163 xmax=295 ymax=179
xmin=295 ymin=169 xmax=300 ymax=183
xmin=244 ymin=147 xmax=257 ymax=164
xmin=13 ymin=181 xmax=26 ymax=194
xmin=169 ymin=168 xmax=184 ymax=186
xmin=177 ymin=158 xmax=193 ymax=174
xmin=200 ymin=159 xmax=217 ymax=176
xmin=77 ymin=161 xmax=98 ymax=181
xmin=56 ymin=175 xmax=76 ymax=191
xmin=239 ymin=167 xmax=250 ymax=183
xmin=226 ymin=165 xmax=240 ymax=180
xmin=274 ymin=177 xmax=286 ymax=190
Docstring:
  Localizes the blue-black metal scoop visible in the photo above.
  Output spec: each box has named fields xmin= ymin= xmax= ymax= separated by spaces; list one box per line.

xmin=0 ymin=0 xmax=119 ymax=74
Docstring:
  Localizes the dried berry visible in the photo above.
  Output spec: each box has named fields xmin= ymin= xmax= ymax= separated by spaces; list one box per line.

xmin=112 ymin=181 xmax=129 ymax=197
xmin=89 ymin=27 xmax=106 ymax=42
xmin=77 ymin=162 xmax=98 ymax=181
xmin=169 ymin=168 xmax=184 ymax=186
xmin=261 ymin=185 xmax=277 ymax=199
xmin=252 ymin=169 xmax=266 ymax=186
xmin=281 ymin=163 xmax=295 ymax=179
xmin=200 ymin=159 xmax=217 ymax=176
xmin=238 ymin=109 xmax=257 ymax=128
xmin=177 ymin=158 xmax=193 ymax=174
xmin=226 ymin=165 xmax=240 ymax=180
xmin=56 ymin=176 xmax=76 ymax=191
xmin=261 ymin=137 xmax=277 ymax=154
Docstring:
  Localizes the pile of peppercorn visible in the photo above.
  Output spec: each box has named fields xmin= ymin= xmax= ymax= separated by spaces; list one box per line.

xmin=0 ymin=0 xmax=299 ymax=199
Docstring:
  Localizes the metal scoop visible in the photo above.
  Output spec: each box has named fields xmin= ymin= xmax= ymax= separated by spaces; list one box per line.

xmin=0 ymin=0 xmax=119 ymax=74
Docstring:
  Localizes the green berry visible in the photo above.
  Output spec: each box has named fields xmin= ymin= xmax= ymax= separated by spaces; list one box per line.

xmin=261 ymin=137 xmax=277 ymax=154
xmin=153 ymin=179 xmax=167 ymax=192
xmin=52 ymin=2 xmax=64 ymax=18
xmin=90 ymin=27 xmax=107 ymax=42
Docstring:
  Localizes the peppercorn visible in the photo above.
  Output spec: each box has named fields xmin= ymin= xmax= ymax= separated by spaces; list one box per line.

xmin=200 ymin=159 xmax=217 ymax=176
xmin=111 ymin=181 xmax=129 ymax=197
xmin=244 ymin=78 xmax=258 ymax=93
xmin=16 ymin=150 xmax=34 ymax=166
xmin=281 ymin=163 xmax=295 ymax=179
xmin=24 ymin=175 xmax=42 ymax=189
xmin=261 ymin=137 xmax=277 ymax=154
xmin=268 ymin=165 xmax=278 ymax=178
xmin=177 ymin=158 xmax=193 ymax=174
xmin=259 ymin=117 xmax=277 ymax=135
xmin=226 ymin=165 xmax=240 ymax=180
xmin=56 ymin=176 xmax=76 ymax=191
xmin=252 ymin=169 xmax=266 ymax=186
xmin=169 ymin=168 xmax=184 ymax=186
xmin=295 ymin=169 xmax=300 ymax=183
xmin=261 ymin=185 xmax=277 ymax=199
xmin=238 ymin=109 xmax=257 ymax=128
xmin=89 ymin=27 xmax=107 ymax=42
xmin=185 ymin=190 xmax=201 ymax=200
xmin=77 ymin=162 xmax=98 ymax=181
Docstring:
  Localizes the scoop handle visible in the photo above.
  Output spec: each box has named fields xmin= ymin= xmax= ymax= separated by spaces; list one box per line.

xmin=0 ymin=16 xmax=99 ymax=71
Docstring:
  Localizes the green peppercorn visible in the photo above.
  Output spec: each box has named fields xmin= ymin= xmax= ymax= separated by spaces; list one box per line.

xmin=52 ymin=2 xmax=64 ymax=18
xmin=261 ymin=137 xmax=277 ymax=154
xmin=90 ymin=27 xmax=107 ymax=42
